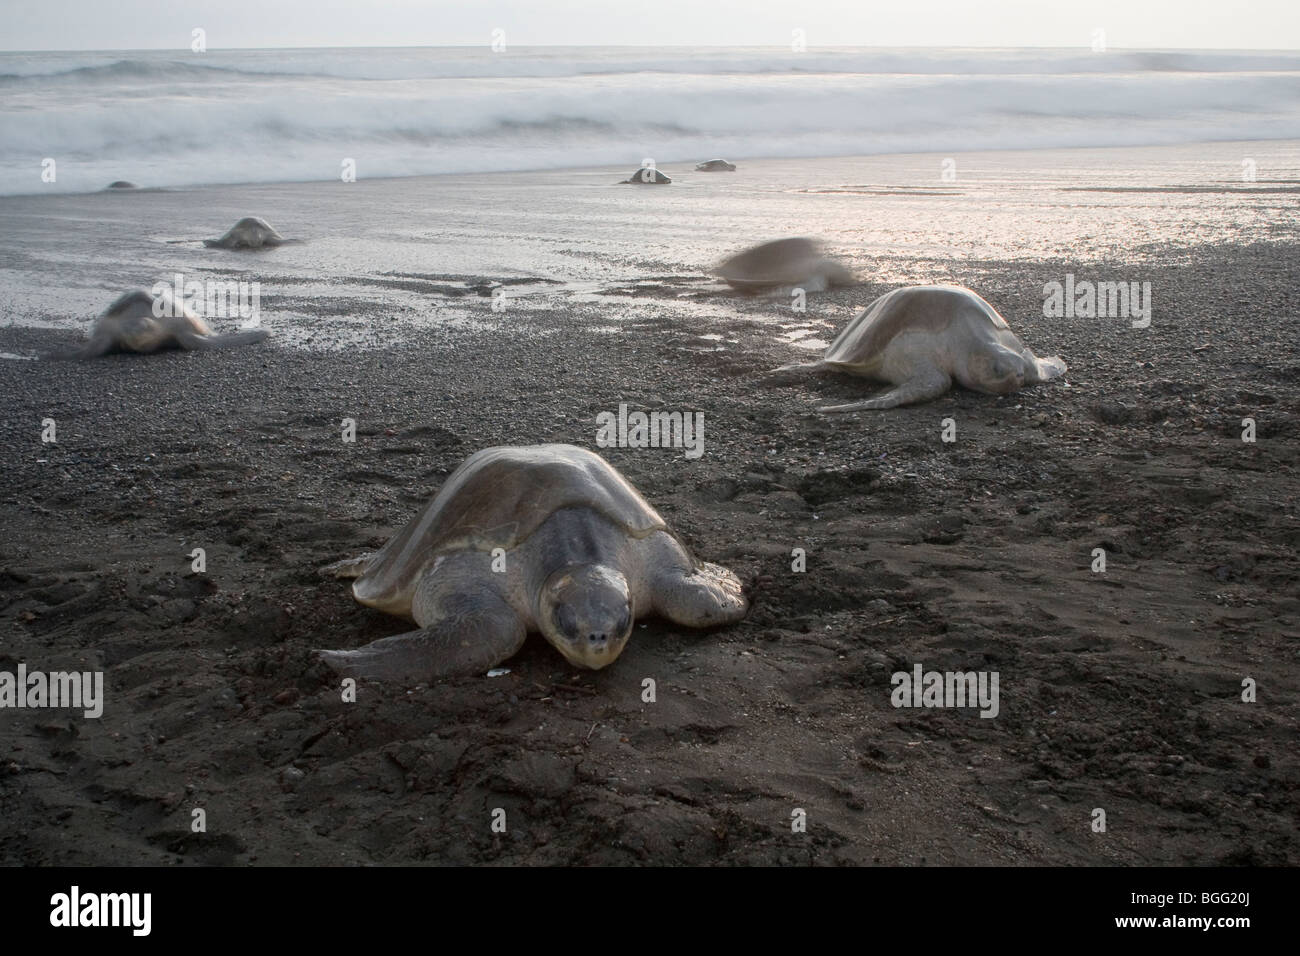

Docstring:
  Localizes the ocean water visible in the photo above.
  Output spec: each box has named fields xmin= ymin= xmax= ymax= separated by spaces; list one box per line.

xmin=2 ymin=141 xmax=1296 ymax=349
xmin=4 ymin=46 xmax=1300 ymax=195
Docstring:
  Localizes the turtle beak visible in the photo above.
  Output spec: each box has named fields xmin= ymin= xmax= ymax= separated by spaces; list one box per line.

xmin=550 ymin=610 xmax=633 ymax=670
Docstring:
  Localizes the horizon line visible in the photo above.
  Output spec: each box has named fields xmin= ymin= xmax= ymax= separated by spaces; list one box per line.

xmin=3 ymin=42 xmax=1300 ymax=54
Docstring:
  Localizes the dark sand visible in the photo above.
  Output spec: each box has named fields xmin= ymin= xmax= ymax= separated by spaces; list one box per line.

xmin=0 ymin=144 xmax=1297 ymax=865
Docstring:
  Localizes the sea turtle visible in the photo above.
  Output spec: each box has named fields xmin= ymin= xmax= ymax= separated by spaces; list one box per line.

xmin=105 ymin=181 xmax=138 ymax=190
xmin=768 ymin=285 xmax=1067 ymax=411
xmin=319 ymin=444 xmax=748 ymax=681
xmin=203 ymin=216 xmax=294 ymax=250
xmin=695 ymin=159 xmax=736 ymax=172
xmin=620 ymin=167 xmax=671 ymax=184
xmin=716 ymin=237 xmax=852 ymax=293
xmin=52 ymin=289 xmax=269 ymax=359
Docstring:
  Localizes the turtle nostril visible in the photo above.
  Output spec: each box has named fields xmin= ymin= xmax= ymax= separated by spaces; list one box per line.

xmin=589 ymin=632 xmax=606 ymax=645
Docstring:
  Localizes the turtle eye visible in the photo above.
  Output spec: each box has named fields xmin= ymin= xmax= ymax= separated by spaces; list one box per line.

xmin=552 ymin=605 xmax=578 ymax=640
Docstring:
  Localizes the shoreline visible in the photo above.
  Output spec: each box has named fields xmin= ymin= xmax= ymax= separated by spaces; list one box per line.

xmin=1 ymin=140 xmax=1297 ymax=354
xmin=5 ymin=136 xmax=1300 ymax=200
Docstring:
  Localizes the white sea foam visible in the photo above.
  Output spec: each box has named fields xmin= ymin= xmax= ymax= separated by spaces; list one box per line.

xmin=3 ymin=46 xmax=1299 ymax=195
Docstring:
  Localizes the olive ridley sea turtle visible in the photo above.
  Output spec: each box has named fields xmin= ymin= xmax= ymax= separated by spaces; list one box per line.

xmin=52 ymin=289 xmax=269 ymax=359
xmin=768 ymin=284 xmax=1067 ymax=411
xmin=619 ymin=167 xmax=671 ymax=184
xmin=715 ymin=237 xmax=853 ymax=293
xmin=319 ymin=444 xmax=748 ymax=681
xmin=203 ymin=216 xmax=296 ymax=249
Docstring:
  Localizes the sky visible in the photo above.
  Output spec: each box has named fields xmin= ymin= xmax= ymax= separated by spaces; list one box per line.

xmin=3 ymin=0 xmax=1299 ymax=51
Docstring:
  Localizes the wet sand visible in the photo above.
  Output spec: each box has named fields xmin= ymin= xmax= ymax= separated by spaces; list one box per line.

xmin=0 ymin=143 xmax=1297 ymax=864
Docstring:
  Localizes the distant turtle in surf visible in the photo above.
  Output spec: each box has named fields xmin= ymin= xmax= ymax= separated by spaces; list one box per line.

xmin=695 ymin=159 xmax=736 ymax=172
xmin=319 ymin=443 xmax=748 ymax=681
xmin=715 ymin=237 xmax=852 ymax=293
xmin=105 ymin=181 xmax=138 ymax=190
xmin=620 ymin=167 xmax=671 ymax=184
xmin=767 ymin=285 xmax=1067 ymax=411
xmin=51 ymin=289 xmax=269 ymax=360
xmin=204 ymin=216 xmax=295 ymax=250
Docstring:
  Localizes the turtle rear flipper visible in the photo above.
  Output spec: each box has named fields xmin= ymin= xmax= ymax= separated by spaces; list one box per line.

xmin=318 ymin=592 xmax=526 ymax=683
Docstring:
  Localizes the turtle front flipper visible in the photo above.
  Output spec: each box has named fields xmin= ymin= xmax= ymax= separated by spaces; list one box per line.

xmin=51 ymin=329 xmax=117 ymax=360
xmin=1025 ymin=352 xmax=1067 ymax=384
xmin=320 ymin=554 xmax=376 ymax=579
xmin=317 ymin=591 xmax=526 ymax=683
xmin=652 ymin=559 xmax=749 ymax=629
xmin=204 ymin=329 xmax=270 ymax=348
xmin=762 ymin=360 xmax=825 ymax=386
xmin=819 ymin=368 xmax=952 ymax=412
xmin=173 ymin=327 xmax=269 ymax=350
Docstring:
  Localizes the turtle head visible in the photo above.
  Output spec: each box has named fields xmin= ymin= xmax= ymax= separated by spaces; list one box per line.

xmin=972 ymin=351 xmax=1027 ymax=394
xmin=538 ymin=564 xmax=633 ymax=669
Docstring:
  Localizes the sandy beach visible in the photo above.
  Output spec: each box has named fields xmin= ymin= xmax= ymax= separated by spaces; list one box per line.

xmin=1 ymin=141 xmax=1298 ymax=865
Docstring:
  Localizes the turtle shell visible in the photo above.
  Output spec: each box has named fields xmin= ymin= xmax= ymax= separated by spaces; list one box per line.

xmin=233 ymin=217 xmax=281 ymax=240
xmin=207 ymin=217 xmax=285 ymax=248
xmin=352 ymin=444 xmax=669 ymax=611
xmin=625 ymin=167 xmax=671 ymax=184
xmin=715 ymin=237 xmax=828 ymax=291
xmin=102 ymin=289 xmax=212 ymax=336
xmin=823 ymin=285 xmax=1008 ymax=366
